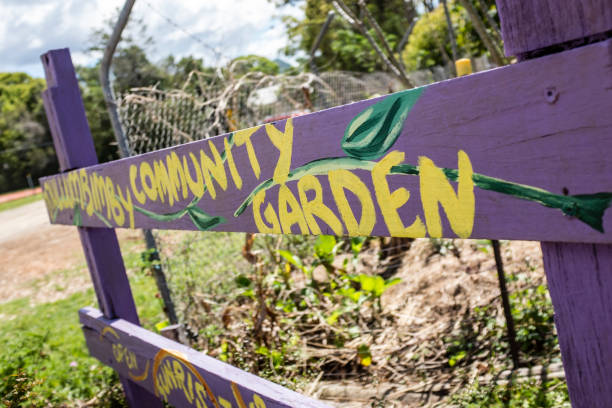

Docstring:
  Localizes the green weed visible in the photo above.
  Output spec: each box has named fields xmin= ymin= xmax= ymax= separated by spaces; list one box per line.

xmin=451 ymin=378 xmax=569 ymax=407
xmin=0 ymin=257 xmax=164 ymax=406
xmin=444 ymin=278 xmax=558 ymax=369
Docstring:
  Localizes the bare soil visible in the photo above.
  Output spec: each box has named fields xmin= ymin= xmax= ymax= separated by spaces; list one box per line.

xmin=0 ymin=200 xmax=141 ymax=305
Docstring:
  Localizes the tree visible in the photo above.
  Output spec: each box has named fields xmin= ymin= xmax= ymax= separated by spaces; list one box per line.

xmin=402 ymin=2 xmax=500 ymax=71
xmin=279 ymin=0 xmax=505 ymax=75
xmin=0 ymin=73 xmax=56 ymax=193
xmin=456 ymin=0 xmax=505 ymax=66
xmin=76 ymin=65 xmax=118 ymax=163
xmin=230 ymin=55 xmax=280 ymax=77
xmin=111 ymin=45 xmax=165 ymax=93
xmin=282 ymin=0 xmax=417 ymax=73
xmin=160 ymin=55 xmax=208 ymax=89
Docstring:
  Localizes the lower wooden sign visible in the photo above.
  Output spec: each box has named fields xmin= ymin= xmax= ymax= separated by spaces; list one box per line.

xmin=80 ymin=307 xmax=330 ymax=408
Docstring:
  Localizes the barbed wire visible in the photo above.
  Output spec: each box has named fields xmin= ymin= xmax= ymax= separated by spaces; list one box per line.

xmin=141 ymin=0 xmax=225 ymax=64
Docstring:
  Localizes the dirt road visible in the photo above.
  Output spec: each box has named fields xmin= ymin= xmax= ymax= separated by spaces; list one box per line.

xmin=0 ymin=200 xmax=140 ymax=304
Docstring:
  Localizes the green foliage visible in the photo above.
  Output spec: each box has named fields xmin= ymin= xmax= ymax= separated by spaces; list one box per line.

xmin=402 ymin=1 xmax=500 ymax=71
xmin=0 ymin=72 xmax=56 ymax=194
xmin=282 ymin=0 xmax=415 ymax=72
xmin=160 ymin=55 xmax=213 ymax=91
xmin=0 ymin=292 xmax=118 ymax=406
xmin=444 ymin=277 xmax=558 ymax=369
xmin=111 ymin=45 xmax=166 ymax=93
xmin=451 ymin=378 xmax=570 ymax=407
xmin=0 ymin=241 xmax=165 ymax=406
xmin=230 ymin=55 xmax=280 ymax=77
xmin=429 ymin=238 xmax=460 ymax=257
xmin=162 ymin=231 xmax=396 ymax=384
xmin=511 ymin=284 xmax=556 ymax=354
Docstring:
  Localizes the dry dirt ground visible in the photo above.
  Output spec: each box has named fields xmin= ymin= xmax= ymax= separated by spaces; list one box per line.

xmin=305 ymin=238 xmax=550 ymax=406
xmin=0 ymin=200 xmax=141 ymax=305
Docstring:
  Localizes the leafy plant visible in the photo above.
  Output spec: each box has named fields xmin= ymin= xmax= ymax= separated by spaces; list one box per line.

xmin=451 ymin=378 xmax=570 ymax=408
xmin=511 ymin=284 xmax=556 ymax=355
xmin=444 ymin=278 xmax=558 ymax=369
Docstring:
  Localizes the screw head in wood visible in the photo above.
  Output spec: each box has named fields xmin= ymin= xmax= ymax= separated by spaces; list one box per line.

xmin=545 ymin=87 xmax=559 ymax=104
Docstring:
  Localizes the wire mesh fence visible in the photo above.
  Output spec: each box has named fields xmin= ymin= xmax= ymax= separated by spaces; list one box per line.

xmin=117 ymin=64 xmax=470 ymax=154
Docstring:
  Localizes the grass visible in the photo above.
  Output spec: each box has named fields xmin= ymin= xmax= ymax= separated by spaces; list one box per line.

xmin=0 ymin=192 xmax=42 ymax=212
xmin=451 ymin=377 xmax=570 ymax=407
xmin=0 ymin=237 xmax=165 ymax=407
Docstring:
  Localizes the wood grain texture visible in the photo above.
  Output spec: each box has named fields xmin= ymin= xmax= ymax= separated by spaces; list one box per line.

xmin=499 ymin=4 xmax=612 ymax=407
xmin=41 ymin=39 xmax=612 ymax=243
xmin=80 ymin=307 xmax=331 ymax=408
xmin=40 ymin=48 xmax=162 ymax=407
xmin=496 ymin=0 xmax=612 ymax=56
xmin=541 ymin=242 xmax=612 ymax=408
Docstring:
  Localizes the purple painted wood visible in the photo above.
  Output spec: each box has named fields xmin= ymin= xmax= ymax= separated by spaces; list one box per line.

xmin=80 ymin=307 xmax=331 ymax=408
xmin=41 ymin=50 xmax=98 ymax=172
xmin=496 ymin=0 xmax=612 ymax=57
xmin=541 ymin=242 xmax=612 ymax=407
xmin=40 ymin=48 xmax=162 ymax=408
xmin=495 ymin=2 xmax=612 ymax=407
xmin=41 ymin=39 xmax=612 ymax=243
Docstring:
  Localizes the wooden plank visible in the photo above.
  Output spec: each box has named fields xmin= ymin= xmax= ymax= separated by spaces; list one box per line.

xmin=40 ymin=48 xmax=162 ymax=407
xmin=80 ymin=307 xmax=331 ymax=408
xmin=41 ymin=39 xmax=612 ymax=243
xmin=499 ymin=2 xmax=612 ymax=407
xmin=496 ymin=0 xmax=612 ymax=57
xmin=541 ymin=242 xmax=612 ymax=408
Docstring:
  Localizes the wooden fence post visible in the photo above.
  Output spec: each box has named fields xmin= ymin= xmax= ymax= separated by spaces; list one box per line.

xmin=496 ymin=1 xmax=612 ymax=406
xmin=40 ymin=48 xmax=162 ymax=408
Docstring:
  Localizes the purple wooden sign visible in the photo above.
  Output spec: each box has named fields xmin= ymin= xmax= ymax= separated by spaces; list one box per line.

xmin=40 ymin=39 xmax=612 ymax=243
xmin=496 ymin=0 xmax=612 ymax=57
xmin=80 ymin=307 xmax=330 ymax=408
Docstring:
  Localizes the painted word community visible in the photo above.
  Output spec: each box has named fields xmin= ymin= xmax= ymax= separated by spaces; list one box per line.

xmin=42 ymin=118 xmax=474 ymax=238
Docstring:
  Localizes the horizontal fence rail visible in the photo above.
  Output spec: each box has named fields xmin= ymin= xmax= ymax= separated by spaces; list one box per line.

xmin=80 ymin=307 xmax=330 ymax=408
xmin=40 ymin=39 xmax=612 ymax=243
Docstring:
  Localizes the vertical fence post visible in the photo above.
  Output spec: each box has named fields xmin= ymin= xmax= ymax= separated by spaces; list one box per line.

xmin=495 ymin=1 xmax=612 ymax=406
xmin=40 ymin=48 xmax=162 ymax=408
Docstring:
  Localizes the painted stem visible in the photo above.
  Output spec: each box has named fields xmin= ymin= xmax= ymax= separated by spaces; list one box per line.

xmin=54 ymin=199 xmax=113 ymax=227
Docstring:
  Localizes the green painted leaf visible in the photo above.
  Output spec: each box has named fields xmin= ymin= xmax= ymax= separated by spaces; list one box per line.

xmin=187 ymin=207 xmax=226 ymax=231
xmin=342 ymin=87 xmax=426 ymax=160
xmin=73 ymin=204 xmax=82 ymax=226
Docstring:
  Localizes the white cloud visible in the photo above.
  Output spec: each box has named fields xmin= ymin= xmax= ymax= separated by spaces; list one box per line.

xmin=0 ymin=0 xmax=303 ymax=78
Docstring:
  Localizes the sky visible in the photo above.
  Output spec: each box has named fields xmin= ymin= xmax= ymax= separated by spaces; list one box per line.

xmin=0 ymin=0 xmax=303 ymax=78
